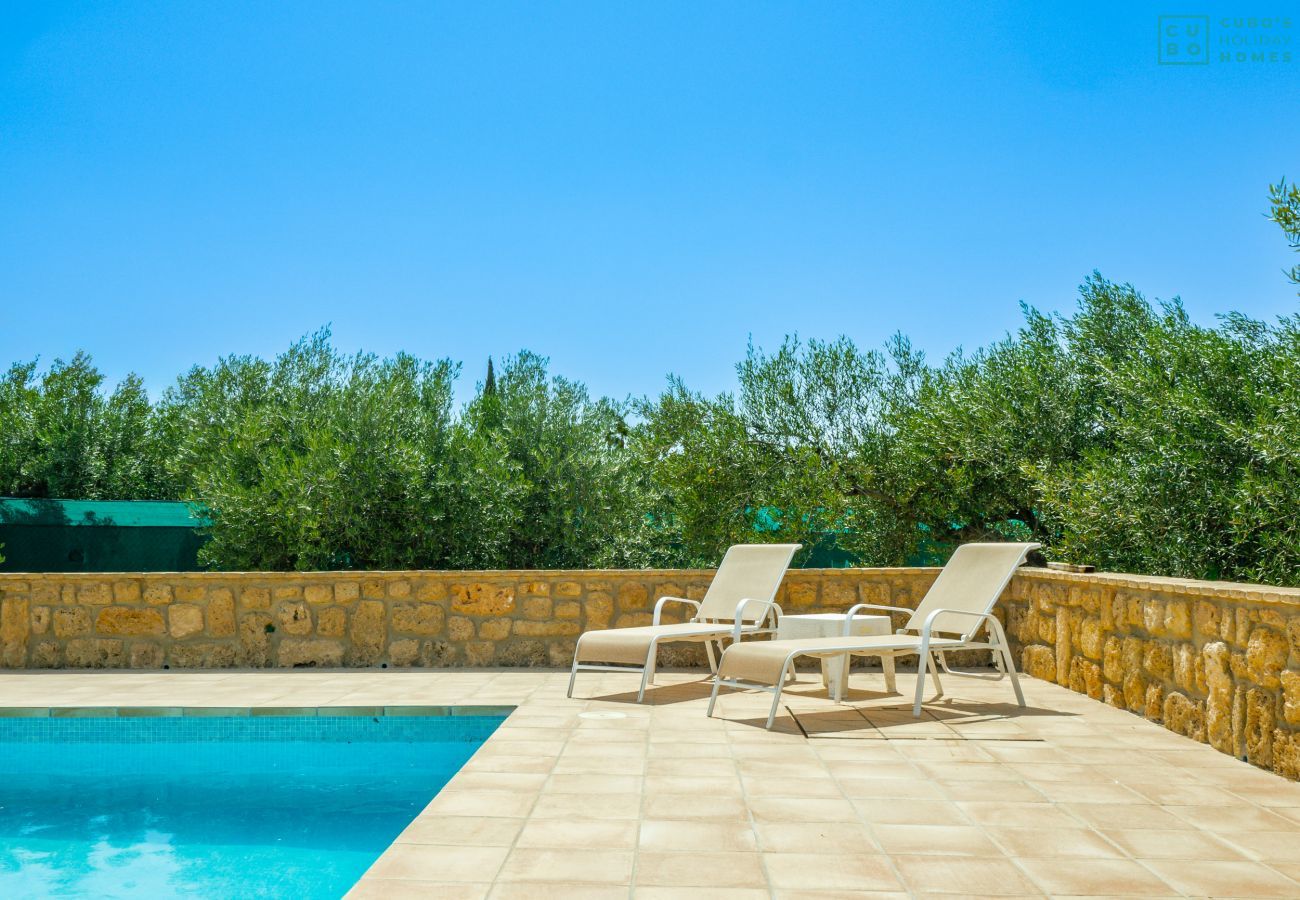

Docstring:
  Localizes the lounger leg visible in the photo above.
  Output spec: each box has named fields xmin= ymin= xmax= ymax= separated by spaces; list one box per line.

xmin=707 ymin=672 xmax=722 ymax=718
xmin=988 ymin=617 xmax=1026 ymax=707
xmin=912 ymin=640 xmax=930 ymax=717
xmin=567 ymin=656 xmax=580 ymax=699
xmin=766 ymin=658 xmax=792 ymax=730
xmin=637 ymin=642 xmax=657 ymax=703
xmin=705 ymin=639 xmax=718 ymax=675
xmin=882 ymin=652 xmax=897 ymax=694
xmin=930 ymin=652 xmax=945 ymax=699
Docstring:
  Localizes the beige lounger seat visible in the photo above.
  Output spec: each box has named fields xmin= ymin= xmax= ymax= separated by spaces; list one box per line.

xmin=569 ymin=543 xmax=800 ymax=702
xmin=708 ymin=542 xmax=1040 ymax=727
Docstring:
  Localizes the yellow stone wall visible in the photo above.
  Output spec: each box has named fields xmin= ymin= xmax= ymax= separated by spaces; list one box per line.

xmin=2 ymin=565 xmax=1298 ymax=779
xmin=1002 ymin=569 xmax=1300 ymax=782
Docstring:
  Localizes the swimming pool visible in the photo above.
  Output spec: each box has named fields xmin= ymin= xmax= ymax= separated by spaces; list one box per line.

xmin=0 ymin=708 xmax=508 ymax=898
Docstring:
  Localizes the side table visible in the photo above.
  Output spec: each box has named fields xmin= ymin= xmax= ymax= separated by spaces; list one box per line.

xmin=776 ymin=613 xmax=897 ymax=701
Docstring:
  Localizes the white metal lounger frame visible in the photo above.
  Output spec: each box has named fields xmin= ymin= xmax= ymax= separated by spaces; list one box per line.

xmin=568 ymin=595 xmax=784 ymax=703
xmin=707 ymin=547 xmax=1034 ymax=728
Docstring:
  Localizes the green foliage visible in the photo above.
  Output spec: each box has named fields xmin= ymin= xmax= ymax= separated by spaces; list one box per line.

xmin=5 ymin=187 xmax=1299 ymax=581
xmin=1270 ymin=178 xmax=1300 ymax=289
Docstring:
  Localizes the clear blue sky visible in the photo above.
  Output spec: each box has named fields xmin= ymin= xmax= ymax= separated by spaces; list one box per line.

xmin=2 ymin=1 xmax=1296 ymax=403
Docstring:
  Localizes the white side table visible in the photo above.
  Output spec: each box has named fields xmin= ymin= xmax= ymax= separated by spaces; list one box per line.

xmin=777 ymin=613 xmax=896 ymax=701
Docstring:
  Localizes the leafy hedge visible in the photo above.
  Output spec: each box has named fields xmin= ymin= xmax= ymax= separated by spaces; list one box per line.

xmin=2 ymin=187 xmax=1297 ymax=580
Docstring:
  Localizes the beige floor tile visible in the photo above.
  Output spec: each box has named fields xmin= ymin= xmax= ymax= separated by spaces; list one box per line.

xmin=837 ymin=777 xmax=946 ymax=800
xmin=636 ymin=888 xmax=768 ymax=899
xmin=644 ymin=774 xmax=744 ymax=795
xmin=397 ymin=815 xmax=525 ymax=847
xmin=545 ymin=773 xmax=644 ymax=794
xmin=871 ymin=824 xmax=1002 ymax=856
xmin=426 ymin=790 xmax=537 ymax=818
xmin=497 ymin=848 xmax=634 ymax=884
xmin=531 ymin=792 xmax=643 ymax=820
xmin=515 ymin=818 xmax=639 ymax=850
xmin=347 ymin=879 xmax=490 ymax=899
xmin=364 ymin=844 xmax=510 ymax=883
xmin=764 ymin=852 xmax=903 ymax=891
xmin=1060 ymin=801 xmax=1189 ymax=830
xmin=1213 ymin=829 xmax=1300 ymax=862
xmin=854 ymin=799 xmax=970 ymax=826
xmin=1167 ymin=804 xmax=1298 ymax=832
xmin=1102 ymin=827 xmax=1248 ymax=860
xmin=935 ymin=779 xmax=1045 ymax=803
xmin=985 ymin=826 xmax=1124 ymax=858
xmin=747 ymin=797 xmax=860 ymax=823
xmin=1013 ymin=858 xmax=1177 ymax=896
xmin=489 ymin=883 xmax=630 ymax=900
xmin=742 ymin=776 xmax=846 ymax=798
xmin=634 ymin=851 xmax=767 ymax=888
xmin=641 ymin=793 xmax=750 ymax=822
xmin=754 ymin=821 xmax=879 ymax=854
xmin=890 ymin=855 xmax=1040 ymax=895
xmin=955 ymin=801 xmax=1082 ymax=829
xmin=638 ymin=820 xmax=759 ymax=852
xmin=1140 ymin=858 xmax=1300 ymax=897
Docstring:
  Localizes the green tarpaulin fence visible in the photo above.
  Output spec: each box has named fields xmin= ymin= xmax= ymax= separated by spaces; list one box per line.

xmin=0 ymin=498 xmax=208 ymax=573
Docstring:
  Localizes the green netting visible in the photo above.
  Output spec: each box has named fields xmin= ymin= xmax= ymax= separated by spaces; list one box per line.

xmin=0 ymin=499 xmax=209 ymax=573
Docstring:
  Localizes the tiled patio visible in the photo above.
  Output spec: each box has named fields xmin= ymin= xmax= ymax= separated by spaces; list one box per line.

xmin=3 ymin=668 xmax=1300 ymax=898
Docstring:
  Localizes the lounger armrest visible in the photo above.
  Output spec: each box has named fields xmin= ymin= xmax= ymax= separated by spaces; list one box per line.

xmin=653 ymin=595 xmax=701 ymax=626
xmin=919 ymin=607 xmax=997 ymax=641
xmin=843 ymin=603 xmax=915 ymax=636
xmin=731 ymin=598 xmax=783 ymax=643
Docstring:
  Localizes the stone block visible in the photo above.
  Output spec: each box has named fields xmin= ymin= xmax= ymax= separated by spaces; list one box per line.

xmin=585 ymin=597 xmax=613 ymax=629
xmin=304 ymin=585 xmax=333 ymax=605
xmin=512 ymin=620 xmax=580 ymax=637
xmin=65 ymin=638 xmax=124 ymax=668
xmin=128 ymin=639 xmax=165 ymax=665
xmin=31 ymin=605 xmax=50 ymax=635
xmin=168 ymin=642 xmax=236 ymax=668
xmin=53 ymin=607 xmax=92 ymax=638
xmin=362 ymin=580 xmax=385 ymax=600
xmin=522 ymin=597 xmax=552 ymax=620
xmin=389 ymin=639 xmax=421 ymax=666
xmin=392 ymin=603 xmax=446 ymax=636
xmin=273 ymin=586 xmax=303 ymax=601
xmin=317 ymin=607 xmax=347 ymax=638
xmin=95 ymin=607 xmax=165 ymax=636
xmin=1079 ymin=617 xmax=1103 ymax=660
xmin=348 ymin=600 xmax=386 ymax=665
xmin=497 ymin=640 xmax=546 ymax=667
xmin=239 ymin=587 xmax=270 ymax=610
xmin=143 ymin=585 xmax=173 ymax=606
xmin=478 ymin=618 xmax=512 ymax=640
xmin=414 ymin=580 xmax=447 ymax=602
xmin=1274 ymin=729 xmax=1300 ymax=780
xmin=387 ymin=580 xmax=412 ymax=599
xmin=1123 ymin=671 xmax=1148 ymax=712
xmin=77 ymin=583 xmax=113 ymax=605
xmin=1164 ymin=600 xmax=1192 ymax=639
xmin=450 ymin=584 xmax=515 ymax=616
xmin=1163 ymin=692 xmax=1205 ymax=742
xmin=1144 ymin=683 xmax=1164 ymax=721
xmin=823 ymin=581 xmax=855 ymax=606
xmin=1282 ymin=670 xmax=1300 ymax=727
xmin=1245 ymin=688 xmax=1275 ymax=768
xmin=555 ymin=581 xmax=582 ymax=598
xmin=277 ymin=601 xmax=313 ymax=636
xmin=616 ymin=582 xmax=649 ymax=611
xmin=207 ymin=589 xmax=236 ymax=637
xmin=238 ymin=612 xmax=274 ymax=668
xmin=278 ymin=639 xmax=344 ymax=668
xmin=1143 ymin=643 xmax=1173 ymax=680
xmin=335 ymin=582 xmax=360 ymax=603
xmin=1246 ymin=626 xmax=1288 ymax=689
xmin=464 ymin=641 xmax=495 ymax=666
xmin=447 ymin=617 xmax=474 ymax=641
xmin=1204 ymin=641 xmax=1235 ymax=754
xmin=32 ymin=641 xmax=61 ymax=668
xmin=1021 ymin=645 xmax=1056 ymax=682
xmin=555 ymin=601 xmax=581 ymax=620
xmin=1194 ymin=600 xmax=1220 ymax=638
xmin=168 ymin=604 xmax=205 ymax=639
xmin=174 ymin=584 xmax=207 ymax=602
xmin=113 ymin=581 xmax=142 ymax=603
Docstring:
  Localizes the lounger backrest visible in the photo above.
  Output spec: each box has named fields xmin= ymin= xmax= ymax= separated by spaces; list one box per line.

xmin=697 ymin=543 xmax=802 ymax=622
xmin=903 ymin=542 xmax=1039 ymax=636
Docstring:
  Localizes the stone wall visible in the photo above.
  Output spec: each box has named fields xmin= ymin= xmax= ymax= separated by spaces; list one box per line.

xmin=1003 ymin=569 xmax=1300 ymax=781
xmin=2 ymin=565 xmax=1298 ymax=780
xmin=0 ymin=568 xmax=932 ymax=673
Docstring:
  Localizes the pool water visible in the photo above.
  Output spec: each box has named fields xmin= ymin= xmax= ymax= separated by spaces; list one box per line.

xmin=0 ymin=712 xmax=506 ymax=898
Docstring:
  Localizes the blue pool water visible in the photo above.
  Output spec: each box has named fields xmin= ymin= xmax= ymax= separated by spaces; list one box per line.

xmin=0 ymin=712 xmax=506 ymax=898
